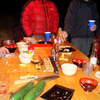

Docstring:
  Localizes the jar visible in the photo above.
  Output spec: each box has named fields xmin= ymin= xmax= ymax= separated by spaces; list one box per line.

xmin=28 ymin=47 xmax=34 ymax=56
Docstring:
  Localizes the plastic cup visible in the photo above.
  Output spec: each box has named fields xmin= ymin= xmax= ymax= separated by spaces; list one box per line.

xmin=45 ymin=32 xmax=51 ymax=41
xmin=82 ymin=62 xmax=93 ymax=75
xmin=89 ymin=20 xmax=95 ymax=30
xmin=18 ymin=45 xmax=28 ymax=54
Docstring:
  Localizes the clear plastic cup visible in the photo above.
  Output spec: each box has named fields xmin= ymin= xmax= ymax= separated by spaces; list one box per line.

xmin=83 ymin=62 xmax=93 ymax=75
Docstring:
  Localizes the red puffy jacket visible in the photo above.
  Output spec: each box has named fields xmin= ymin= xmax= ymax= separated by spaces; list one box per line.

xmin=20 ymin=0 xmax=59 ymax=36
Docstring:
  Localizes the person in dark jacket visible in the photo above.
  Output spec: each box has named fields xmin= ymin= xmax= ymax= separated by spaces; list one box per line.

xmin=59 ymin=0 xmax=99 ymax=56
xmin=20 ymin=0 xmax=59 ymax=38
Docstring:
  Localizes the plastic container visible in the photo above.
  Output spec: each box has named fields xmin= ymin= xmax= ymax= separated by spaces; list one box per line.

xmin=19 ymin=53 xmax=33 ymax=64
xmin=28 ymin=47 xmax=34 ymax=56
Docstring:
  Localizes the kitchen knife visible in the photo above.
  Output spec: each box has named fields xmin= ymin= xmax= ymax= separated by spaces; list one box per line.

xmin=14 ymin=74 xmax=60 ymax=85
xmin=34 ymin=75 xmax=60 ymax=82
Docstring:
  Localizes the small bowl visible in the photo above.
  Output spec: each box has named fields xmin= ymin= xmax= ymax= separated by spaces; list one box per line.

xmin=80 ymin=77 xmax=98 ymax=92
xmin=1 ymin=40 xmax=15 ymax=46
xmin=19 ymin=53 xmax=33 ymax=64
xmin=6 ymin=45 xmax=17 ymax=53
xmin=61 ymin=63 xmax=77 ymax=76
xmin=73 ymin=58 xmax=86 ymax=68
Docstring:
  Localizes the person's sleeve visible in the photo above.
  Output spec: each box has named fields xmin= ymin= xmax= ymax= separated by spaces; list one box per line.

xmin=64 ymin=1 xmax=78 ymax=35
xmin=20 ymin=3 xmax=34 ymax=37
xmin=95 ymin=3 xmax=100 ymax=36
xmin=53 ymin=3 xmax=59 ymax=34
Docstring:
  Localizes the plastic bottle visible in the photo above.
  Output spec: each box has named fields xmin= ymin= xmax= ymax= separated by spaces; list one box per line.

xmin=90 ymin=42 xmax=98 ymax=70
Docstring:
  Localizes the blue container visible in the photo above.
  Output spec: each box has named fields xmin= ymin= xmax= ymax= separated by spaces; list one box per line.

xmin=89 ymin=20 xmax=95 ymax=30
xmin=45 ymin=32 xmax=51 ymax=41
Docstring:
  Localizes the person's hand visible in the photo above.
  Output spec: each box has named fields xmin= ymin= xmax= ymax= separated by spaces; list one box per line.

xmin=57 ymin=30 xmax=68 ymax=42
xmin=59 ymin=31 xmax=68 ymax=41
xmin=91 ymin=24 xmax=97 ymax=31
xmin=0 ymin=47 xmax=9 ymax=57
xmin=62 ymin=31 xmax=68 ymax=39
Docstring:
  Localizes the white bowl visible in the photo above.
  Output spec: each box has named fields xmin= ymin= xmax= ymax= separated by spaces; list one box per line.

xmin=19 ymin=53 xmax=33 ymax=64
xmin=61 ymin=63 xmax=77 ymax=76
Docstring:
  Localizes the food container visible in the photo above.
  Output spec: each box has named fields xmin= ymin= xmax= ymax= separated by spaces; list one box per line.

xmin=19 ymin=53 xmax=33 ymax=64
xmin=61 ymin=63 xmax=77 ymax=76
xmin=1 ymin=40 xmax=15 ymax=46
xmin=0 ymin=78 xmax=10 ymax=94
xmin=6 ymin=45 xmax=17 ymax=53
xmin=41 ymin=84 xmax=75 ymax=100
xmin=80 ymin=77 xmax=98 ymax=92
xmin=28 ymin=47 xmax=34 ymax=56
xmin=31 ymin=44 xmax=53 ymax=56
xmin=23 ymin=36 xmax=38 ymax=45
xmin=16 ymin=42 xmax=27 ymax=47
xmin=18 ymin=45 xmax=28 ymax=54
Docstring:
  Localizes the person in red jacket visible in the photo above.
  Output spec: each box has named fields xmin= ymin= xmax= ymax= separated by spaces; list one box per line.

xmin=20 ymin=0 xmax=59 ymax=38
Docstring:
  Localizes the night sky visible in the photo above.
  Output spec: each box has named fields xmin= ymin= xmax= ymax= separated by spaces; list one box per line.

xmin=0 ymin=0 xmax=100 ymax=28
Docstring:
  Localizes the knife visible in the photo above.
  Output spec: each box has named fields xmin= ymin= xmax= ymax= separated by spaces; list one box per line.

xmin=34 ymin=75 xmax=60 ymax=82
xmin=14 ymin=74 xmax=60 ymax=85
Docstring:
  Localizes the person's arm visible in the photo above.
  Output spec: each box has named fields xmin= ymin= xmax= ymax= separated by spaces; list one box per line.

xmin=94 ymin=2 xmax=100 ymax=36
xmin=58 ymin=1 xmax=78 ymax=40
xmin=52 ymin=2 xmax=59 ymax=34
xmin=64 ymin=1 xmax=78 ymax=36
xmin=0 ymin=47 xmax=9 ymax=57
xmin=20 ymin=2 xmax=34 ymax=37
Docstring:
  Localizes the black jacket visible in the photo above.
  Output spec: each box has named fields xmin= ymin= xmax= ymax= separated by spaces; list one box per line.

xmin=64 ymin=0 xmax=99 ymax=38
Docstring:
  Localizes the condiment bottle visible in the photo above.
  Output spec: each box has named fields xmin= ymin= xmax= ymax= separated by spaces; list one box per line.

xmin=90 ymin=41 xmax=98 ymax=70
xmin=28 ymin=47 xmax=34 ymax=56
xmin=52 ymin=39 xmax=60 ymax=68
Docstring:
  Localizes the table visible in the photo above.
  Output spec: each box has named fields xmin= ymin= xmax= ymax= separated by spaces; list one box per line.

xmin=0 ymin=41 xmax=100 ymax=100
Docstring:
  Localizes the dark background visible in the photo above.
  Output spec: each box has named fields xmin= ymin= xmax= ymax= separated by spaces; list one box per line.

xmin=0 ymin=0 xmax=100 ymax=28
